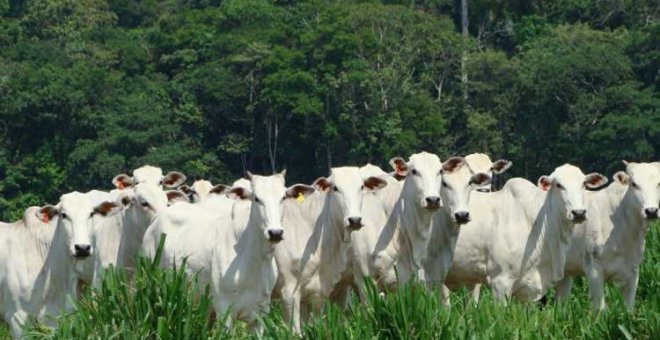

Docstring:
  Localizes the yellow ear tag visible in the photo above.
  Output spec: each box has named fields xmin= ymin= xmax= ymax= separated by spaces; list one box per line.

xmin=296 ymin=192 xmax=305 ymax=203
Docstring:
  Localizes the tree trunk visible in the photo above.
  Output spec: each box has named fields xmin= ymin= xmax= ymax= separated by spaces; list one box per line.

xmin=461 ymin=0 xmax=469 ymax=100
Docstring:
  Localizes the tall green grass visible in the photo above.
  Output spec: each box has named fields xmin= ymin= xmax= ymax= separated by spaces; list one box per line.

xmin=18 ymin=224 xmax=660 ymax=339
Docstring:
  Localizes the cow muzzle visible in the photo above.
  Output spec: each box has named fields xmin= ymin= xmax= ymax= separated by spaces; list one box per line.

xmin=347 ymin=216 xmax=363 ymax=230
xmin=644 ymin=207 xmax=659 ymax=219
xmin=267 ymin=229 xmax=284 ymax=242
xmin=74 ymin=244 xmax=92 ymax=258
xmin=570 ymin=209 xmax=587 ymax=223
xmin=454 ymin=211 xmax=471 ymax=224
xmin=424 ymin=196 xmax=441 ymax=210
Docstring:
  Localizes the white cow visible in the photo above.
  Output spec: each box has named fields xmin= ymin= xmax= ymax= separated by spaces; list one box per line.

xmin=444 ymin=164 xmax=607 ymax=302
xmin=424 ymin=153 xmax=513 ymax=303
xmin=464 ymin=153 xmax=512 ymax=192
xmin=273 ymin=167 xmax=388 ymax=333
xmin=155 ymin=171 xmax=314 ymax=332
xmin=0 ymin=194 xmax=120 ymax=337
xmin=178 ymin=180 xmax=218 ymax=203
xmin=112 ymin=165 xmax=186 ymax=189
xmin=422 ymin=157 xmax=494 ymax=303
xmin=557 ymin=161 xmax=660 ymax=310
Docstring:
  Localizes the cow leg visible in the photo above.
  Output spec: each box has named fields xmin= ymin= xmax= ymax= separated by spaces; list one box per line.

xmin=440 ymin=284 xmax=451 ymax=307
xmin=586 ymin=266 xmax=606 ymax=312
xmin=621 ymin=271 xmax=639 ymax=311
xmin=248 ymin=319 xmax=264 ymax=336
xmin=9 ymin=310 xmax=28 ymax=339
xmin=469 ymin=283 xmax=481 ymax=304
xmin=555 ymin=276 xmax=573 ymax=303
xmin=489 ymin=277 xmax=513 ymax=303
xmin=282 ymin=289 xmax=302 ymax=335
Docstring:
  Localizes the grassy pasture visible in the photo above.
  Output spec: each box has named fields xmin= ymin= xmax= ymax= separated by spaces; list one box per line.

xmin=2 ymin=223 xmax=656 ymax=339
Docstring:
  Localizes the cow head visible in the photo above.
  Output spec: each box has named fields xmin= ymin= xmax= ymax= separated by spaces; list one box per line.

xmin=618 ymin=161 xmax=660 ymax=220
xmin=119 ymin=182 xmax=170 ymax=218
xmin=314 ymin=167 xmax=387 ymax=231
xmin=439 ymin=156 xmax=492 ymax=224
xmin=538 ymin=164 xmax=607 ymax=223
xmin=229 ymin=170 xmax=315 ymax=242
xmin=37 ymin=192 xmax=121 ymax=258
xmin=464 ymin=153 xmax=512 ymax=193
xmin=392 ymin=152 xmax=443 ymax=211
xmin=113 ymin=165 xmax=186 ymax=190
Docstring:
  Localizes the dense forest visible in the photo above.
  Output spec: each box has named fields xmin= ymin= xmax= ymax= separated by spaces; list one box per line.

xmin=0 ymin=0 xmax=658 ymax=221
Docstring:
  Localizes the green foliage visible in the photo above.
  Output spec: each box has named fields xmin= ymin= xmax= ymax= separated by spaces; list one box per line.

xmin=0 ymin=0 xmax=658 ymax=220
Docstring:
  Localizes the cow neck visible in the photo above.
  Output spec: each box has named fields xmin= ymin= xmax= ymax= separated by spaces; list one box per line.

xmin=611 ymin=188 xmax=651 ymax=254
xmin=316 ymin=195 xmax=352 ymax=293
xmin=523 ymin=189 xmax=572 ymax=285
xmin=389 ymin=179 xmax=436 ymax=281
xmin=34 ymin=221 xmax=79 ymax=314
xmin=234 ymin=205 xmax=275 ymax=272
xmin=119 ymin=204 xmax=152 ymax=268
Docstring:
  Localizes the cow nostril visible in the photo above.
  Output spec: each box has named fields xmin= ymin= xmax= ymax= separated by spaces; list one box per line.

xmin=425 ymin=196 xmax=441 ymax=205
xmin=74 ymin=244 xmax=91 ymax=257
xmin=347 ymin=217 xmax=362 ymax=227
xmin=267 ymin=229 xmax=284 ymax=241
xmin=454 ymin=211 xmax=470 ymax=223
xmin=571 ymin=209 xmax=587 ymax=219
xmin=645 ymin=207 xmax=659 ymax=218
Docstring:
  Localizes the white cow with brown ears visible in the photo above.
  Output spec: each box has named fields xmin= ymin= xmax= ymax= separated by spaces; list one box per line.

xmin=154 ymin=171 xmax=314 ymax=333
xmin=273 ymin=167 xmax=388 ymax=334
xmin=464 ymin=153 xmax=512 ymax=192
xmin=444 ymin=164 xmax=607 ymax=302
xmin=0 ymin=194 xmax=120 ymax=338
xmin=557 ymin=161 xmax=660 ymax=310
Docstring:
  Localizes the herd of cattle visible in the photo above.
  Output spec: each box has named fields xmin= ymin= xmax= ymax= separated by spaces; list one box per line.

xmin=0 ymin=152 xmax=658 ymax=336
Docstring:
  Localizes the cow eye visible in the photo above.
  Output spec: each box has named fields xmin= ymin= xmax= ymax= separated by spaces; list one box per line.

xmin=254 ymin=196 xmax=261 ymax=203
xmin=333 ymin=186 xmax=339 ymax=192
xmin=61 ymin=213 xmax=68 ymax=219
xmin=632 ymin=182 xmax=639 ymax=189
xmin=89 ymin=212 xmax=94 ymax=218
xmin=411 ymin=169 xmax=419 ymax=176
xmin=140 ymin=201 xmax=150 ymax=207
xmin=556 ymin=183 xmax=564 ymax=190
xmin=441 ymin=179 xmax=448 ymax=187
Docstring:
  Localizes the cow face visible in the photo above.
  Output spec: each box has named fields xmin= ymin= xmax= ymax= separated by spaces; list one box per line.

xmin=113 ymin=166 xmax=187 ymax=190
xmin=464 ymin=153 xmax=512 ymax=192
xmin=179 ymin=180 xmax=215 ymax=203
xmin=230 ymin=171 xmax=315 ymax=242
xmin=621 ymin=161 xmax=660 ymax=220
xmin=37 ymin=192 xmax=120 ymax=258
xmin=538 ymin=164 xmax=607 ymax=223
xmin=440 ymin=156 xmax=492 ymax=224
xmin=120 ymin=183 xmax=170 ymax=218
xmin=314 ymin=167 xmax=387 ymax=230
xmin=394 ymin=152 xmax=443 ymax=211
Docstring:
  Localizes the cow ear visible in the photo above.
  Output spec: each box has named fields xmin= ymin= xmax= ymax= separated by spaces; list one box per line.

xmin=36 ymin=205 xmax=59 ymax=223
xmin=389 ymin=157 xmax=408 ymax=177
xmin=313 ymin=177 xmax=331 ymax=192
xmin=93 ymin=201 xmax=122 ymax=217
xmin=279 ymin=169 xmax=287 ymax=178
xmin=622 ymin=160 xmax=630 ymax=166
xmin=584 ymin=173 xmax=608 ymax=189
xmin=286 ymin=184 xmax=315 ymax=199
xmin=166 ymin=190 xmax=189 ymax=204
xmin=163 ymin=171 xmax=187 ymax=188
xmin=538 ymin=176 xmax=553 ymax=191
xmin=112 ymin=174 xmax=133 ymax=190
xmin=491 ymin=159 xmax=513 ymax=174
xmin=246 ymin=171 xmax=254 ymax=180
xmin=209 ymin=184 xmax=229 ymax=195
xmin=442 ymin=156 xmax=466 ymax=173
xmin=613 ymin=171 xmax=630 ymax=185
xmin=178 ymin=184 xmax=192 ymax=195
xmin=363 ymin=176 xmax=388 ymax=191
xmin=470 ymin=172 xmax=492 ymax=187
xmin=227 ymin=187 xmax=251 ymax=200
